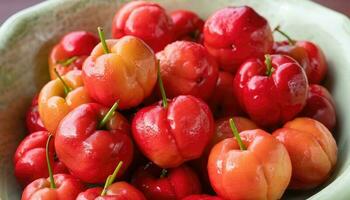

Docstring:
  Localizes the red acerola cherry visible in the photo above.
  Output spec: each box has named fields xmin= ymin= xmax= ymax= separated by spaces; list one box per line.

xmin=300 ymin=84 xmax=336 ymax=130
xmin=208 ymin=71 xmax=243 ymax=118
xmin=157 ymin=41 xmax=219 ymax=101
xmin=112 ymin=1 xmax=174 ymax=52
xmin=233 ymin=54 xmax=308 ymax=127
xmin=170 ymin=10 xmax=204 ymax=42
xmin=26 ymin=95 xmax=46 ymax=133
xmin=132 ymin=95 xmax=215 ymax=168
xmin=55 ymin=103 xmax=134 ymax=183
xmin=77 ymin=182 xmax=146 ymax=200
xmin=61 ymin=31 xmax=100 ymax=57
xmin=182 ymin=195 xmax=224 ymax=200
xmin=49 ymin=31 xmax=99 ymax=79
xmin=273 ymin=26 xmax=327 ymax=84
xmin=14 ymin=131 xmax=67 ymax=187
xmin=132 ymin=163 xmax=201 ymax=200
xmin=204 ymin=6 xmax=273 ymax=72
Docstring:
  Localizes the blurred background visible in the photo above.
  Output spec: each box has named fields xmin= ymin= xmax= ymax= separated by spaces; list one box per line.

xmin=0 ymin=0 xmax=349 ymax=24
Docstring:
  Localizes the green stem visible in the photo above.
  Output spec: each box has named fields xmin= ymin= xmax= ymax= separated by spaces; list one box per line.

xmin=97 ymin=27 xmax=110 ymax=54
xmin=157 ymin=60 xmax=168 ymax=108
xmin=101 ymin=161 xmax=123 ymax=196
xmin=273 ymin=25 xmax=295 ymax=45
xmin=264 ymin=54 xmax=274 ymax=77
xmin=229 ymin=118 xmax=246 ymax=151
xmin=98 ymin=100 xmax=119 ymax=129
xmin=46 ymin=134 xmax=56 ymax=189
xmin=54 ymin=68 xmax=72 ymax=95
xmin=57 ymin=56 xmax=78 ymax=66
xmin=160 ymin=169 xmax=168 ymax=178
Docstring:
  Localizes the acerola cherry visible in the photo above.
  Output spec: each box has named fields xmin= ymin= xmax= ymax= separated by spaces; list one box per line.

xmin=190 ymin=117 xmax=258 ymax=192
xmin=233 ymin=54 xmax=308 ymax=127
xmin=182 ymin=195 xmax=223 ymax=200
xmin=83 ymin=28 xmax=157 ymax=109
xmin=208 ymin=71 xmax=243 ymax=118
xmin=21 ymin=135 xmax=84 ymax=200
xmin=26 ymin=95 xmax=46 ymax=133
xmin=77 ymin=162 xmax=146 ymax=200
xmin=273 ymin=118 xmax=337 ymax=189
xmin=112 ymin=1 xmax=174 ymax=52
xmin=49 ymin=31 xmax=99 ymax=79
xmin=132 ymin=163 xmax=201 ymax=200
xmin=208 ymin=119 xmax=292 ymax=200
xmin=300 ymin=84 xmax=336 ymax=130
xmin=274 ymin=26 xmax=327 ymax=84
xmin=38 ymin=70 xmax=91 ymax=133
xmin=14 ymin=131 xmax=67 ymax=187
xmin=132 ymin=95 xmax=214 ymax=168
xmin=170 ymin=10 xmax=204 ymax=42
xmin=157 ymin=41 xmax=218 ymax=101
xmin=132 ymin=67 xmax=214 ymax=168
xmin=204 ymin=6 xmax=273 ymax=72
xmin=55 ymin=102 xmax=134 ymax=183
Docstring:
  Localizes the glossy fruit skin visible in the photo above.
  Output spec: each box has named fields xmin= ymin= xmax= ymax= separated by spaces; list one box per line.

xmin=38 ymin=70 xmax=91 ymax=133
xmin=191 ymin=117 xmax=258 ymax=192
xmin=55 ymin=103 xmax=134 ymax=183
xmin=132 ymin=95 xmax=214 ymax=168
xmin=76 ymin=182 xmax=146 ymax=200
xmin=170 ymin=10 xmax=204 ymax=42
xmin=26 ymin=95 xmax=46 ymax=133
xmin=233 ymin=54 xmax=309 ymax=127
xmin=157 ymin=41 xmax=219 ymax=101
xmin=21 ymin=174 xmax=85 ymax=200
xmin=208 ymin=129 xmax=292 ymax=200
xmin=112 ymin=1 xmax=174 ymax=52
xmin=300 ymin=84 xmax=336 ymax=130
xmin=83 ymin=36 xmax=157 ymax=109
xmin=13 ymin=131 xmax=67 ymax=187
xmin=204 ymin=6 xmax=273 ymax=72
xmin=182 ymin=195 xmax=223 ymax=200
xmin=49 ymin=31 xmax=99 ymax=79
xmin=274 ymin=40 xmax=327 ymax=84
xmin=273 ymin=117 xmax=337 ymax=189
xmin=208 ymin=72 xmax=243 ymax=118
xmin=132 ymin=164 xmax=201 ymax=200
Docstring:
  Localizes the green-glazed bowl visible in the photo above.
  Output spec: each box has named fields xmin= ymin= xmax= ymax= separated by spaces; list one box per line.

xmin=0 ymin=0 xmax=350 ymax=199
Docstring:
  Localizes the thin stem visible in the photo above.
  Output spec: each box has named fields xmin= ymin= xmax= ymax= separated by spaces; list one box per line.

xmin=229 ymin=118 xmax=246 ymax=151
xmin=160 ymin=169 xmax=168 ymax=178
xmin=101 ymin=161 xmax=123 ymax=196
xmin=54 ymin=68 xmax=72 ymax=95
xmin=46 ymin=134 xmax=56 ymax=189
xmin=57 ymin=56 xmax=78 ymax=66
xmin=264 ymin=54 xmax=274 ymax=77
xmin=98 ymin=100 xmax=119 ymax=129
xmin=144 ymin=162 xmax=153 ymax=170
xmin=157 ymin=60 xmax=168 ymax=108
xmin=97 ymin=27 xmax=110 ymax=54
xmin=273 ymin=25 xmax=295 ymax=45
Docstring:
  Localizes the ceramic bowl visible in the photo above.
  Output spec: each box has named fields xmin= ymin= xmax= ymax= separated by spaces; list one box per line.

xmin=1 ymin=0 xmax=350 ymax=199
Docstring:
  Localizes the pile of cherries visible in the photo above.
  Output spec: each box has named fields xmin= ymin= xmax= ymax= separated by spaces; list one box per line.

xmin=17 ymin=1 xmax=338 ymax=200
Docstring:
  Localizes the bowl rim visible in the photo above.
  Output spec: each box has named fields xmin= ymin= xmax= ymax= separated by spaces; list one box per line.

xmin=1 ymin=0 xmax=350 ymax=199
